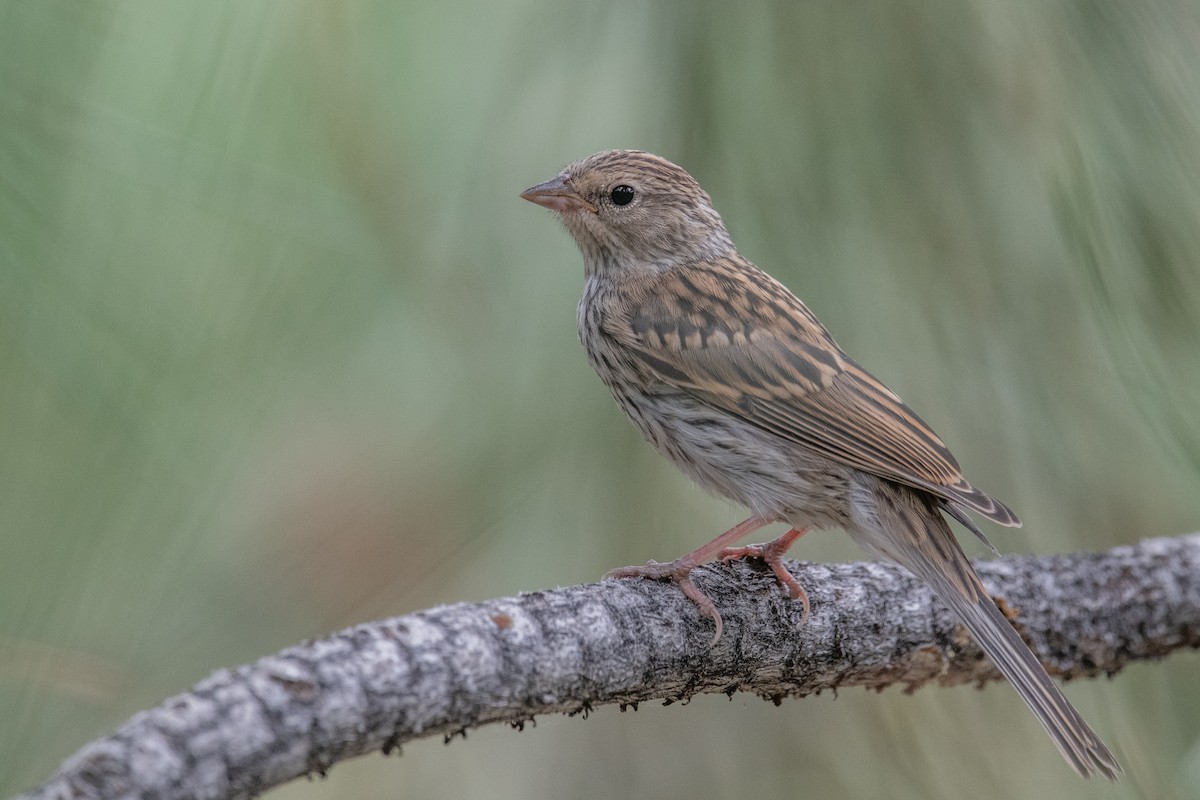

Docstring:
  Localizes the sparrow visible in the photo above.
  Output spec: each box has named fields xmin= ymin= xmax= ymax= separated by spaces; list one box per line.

xmin=520 ymin=149 xmax=1120 ymax=779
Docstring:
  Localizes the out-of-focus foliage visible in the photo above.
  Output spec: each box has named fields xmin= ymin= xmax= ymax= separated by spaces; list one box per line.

xmin=2 ymin=2 xmax=1198 ymax=797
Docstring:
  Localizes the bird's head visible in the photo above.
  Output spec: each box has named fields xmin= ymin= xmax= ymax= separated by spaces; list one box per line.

xmin=521 ymin=150 xmax=733 ymax=276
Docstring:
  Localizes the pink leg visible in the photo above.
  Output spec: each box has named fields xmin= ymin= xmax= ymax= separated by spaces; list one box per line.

xmin=719 ymin=527 xmax=810 ymax=625
xmin=605 ymin=516 xmax=772 ymax=644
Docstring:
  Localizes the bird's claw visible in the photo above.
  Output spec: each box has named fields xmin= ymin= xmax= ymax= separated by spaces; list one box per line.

xmin=605 ymin=558 xmax=724 ymax=644
xmin=719 ymin=530 xmax=811 ymax=626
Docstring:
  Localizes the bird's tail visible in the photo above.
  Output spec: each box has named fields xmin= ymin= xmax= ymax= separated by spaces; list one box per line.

xmin=855 ymin=478 xmax=1121 ymax=780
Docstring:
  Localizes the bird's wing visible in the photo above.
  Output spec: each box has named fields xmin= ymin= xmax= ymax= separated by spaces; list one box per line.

xmin=605 ymin=258 xmax=1019 ymax=526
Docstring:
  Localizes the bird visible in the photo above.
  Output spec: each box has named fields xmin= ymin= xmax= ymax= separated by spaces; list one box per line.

xmin=520 ymin=149 xmax=1121 ymax=780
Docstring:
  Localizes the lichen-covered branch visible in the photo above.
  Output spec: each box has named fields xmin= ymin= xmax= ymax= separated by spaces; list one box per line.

xmin=21 ymin=533 xmax=1200 ymax=800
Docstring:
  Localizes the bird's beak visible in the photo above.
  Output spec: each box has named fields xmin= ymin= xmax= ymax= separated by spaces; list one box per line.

xmin=520 ymin=174 xmax=597 ymax=214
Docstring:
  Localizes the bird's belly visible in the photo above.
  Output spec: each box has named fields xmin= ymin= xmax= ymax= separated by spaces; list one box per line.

xmin=608 ymin=381 xmax=853 ymax=530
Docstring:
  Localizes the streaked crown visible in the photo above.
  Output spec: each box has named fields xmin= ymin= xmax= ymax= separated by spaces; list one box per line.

xmin=522 ymin=150 xmax=734 ymax=274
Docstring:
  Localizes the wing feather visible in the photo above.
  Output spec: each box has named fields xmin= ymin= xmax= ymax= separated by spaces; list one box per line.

xmin=609 ymin=259 xmax=1020 ymax=527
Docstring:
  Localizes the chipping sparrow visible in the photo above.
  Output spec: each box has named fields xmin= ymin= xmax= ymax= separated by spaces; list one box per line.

xmin=521 ymin=150 xmax=1120 ymax=779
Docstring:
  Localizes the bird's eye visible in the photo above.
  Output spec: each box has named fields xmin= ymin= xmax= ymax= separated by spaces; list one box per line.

xmin=609 ymin=185 xmax=635 ymax=206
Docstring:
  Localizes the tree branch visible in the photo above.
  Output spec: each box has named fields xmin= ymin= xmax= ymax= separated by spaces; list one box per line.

xmin=21 ymin=533 xmax=1200 ymax=800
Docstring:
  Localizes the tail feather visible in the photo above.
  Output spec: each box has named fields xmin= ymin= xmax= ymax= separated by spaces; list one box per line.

xmin=855 ymin=478 xmax=1121 ymax=780
xmin=912 ymin=551 xmax=1122 ymax=780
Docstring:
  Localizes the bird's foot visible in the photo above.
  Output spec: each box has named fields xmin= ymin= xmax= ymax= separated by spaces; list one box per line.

xmin=604 ymin=515 xmax=777 ymax=645
xmin=606 ymin=558 xmax=726 ymax=644
xmin=719 ymin=527 xmax=810 ymax=625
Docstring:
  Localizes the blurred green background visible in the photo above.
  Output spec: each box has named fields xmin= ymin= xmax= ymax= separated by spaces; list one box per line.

xmin=3 ymin=2 xmax=1199 ymax=798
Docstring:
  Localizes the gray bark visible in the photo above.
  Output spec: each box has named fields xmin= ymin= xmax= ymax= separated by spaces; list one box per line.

xmin=19 ymin=533 xmax=1200 ymax=800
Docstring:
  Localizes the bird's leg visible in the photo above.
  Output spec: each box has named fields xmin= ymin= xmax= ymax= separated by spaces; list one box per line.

xmin=719 ymin=527 xmax=810 ymax=625
xmin=605 ymin=515 xmax=773 ymax=643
